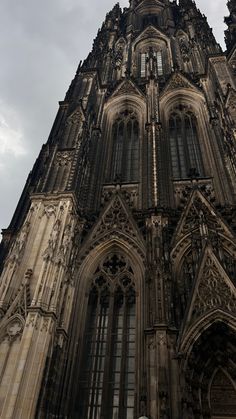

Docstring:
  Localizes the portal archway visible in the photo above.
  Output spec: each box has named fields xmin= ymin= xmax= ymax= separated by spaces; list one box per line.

xmin=181 ymin=322 xmax=236 ymax=418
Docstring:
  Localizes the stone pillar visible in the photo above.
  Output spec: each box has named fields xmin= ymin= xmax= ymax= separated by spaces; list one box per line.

xmin=0 ymin=193 xmax=78 ymax=418
xmin=1 ymin=312 xmax=54 ymax=418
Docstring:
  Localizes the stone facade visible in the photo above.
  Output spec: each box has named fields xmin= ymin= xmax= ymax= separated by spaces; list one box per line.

xmin=0 ymin=0 xmax=236 ymax=418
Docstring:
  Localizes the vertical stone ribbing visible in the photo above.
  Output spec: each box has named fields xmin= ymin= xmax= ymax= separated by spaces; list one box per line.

xmin=0 ymin=1 xmax=236 ymax=418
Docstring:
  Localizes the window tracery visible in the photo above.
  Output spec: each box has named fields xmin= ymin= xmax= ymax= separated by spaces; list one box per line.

xmin=142 ymin=15 xmax=161 ymax=29
xmin=140 ymin=49 xmax=163 ymax=78
xmin=183 ymin=323 xmax=236 ymax=418
xmin=169 ymin=107 xmax=204 ymax=179
xmin=109 ymin=111 xmax=139 ymax=183
xmin=78 ymin=253 xmax=136 ymax=419
xmin=175 ymin=236 xmax=236 ymax=327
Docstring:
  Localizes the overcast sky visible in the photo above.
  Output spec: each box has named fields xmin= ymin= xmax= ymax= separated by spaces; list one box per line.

xmin=0 ymin=0 xmax=228 ymax=233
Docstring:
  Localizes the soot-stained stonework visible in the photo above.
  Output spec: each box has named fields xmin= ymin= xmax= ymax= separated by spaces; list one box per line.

xmin=0 ymin=1 xmax=236 ymax=418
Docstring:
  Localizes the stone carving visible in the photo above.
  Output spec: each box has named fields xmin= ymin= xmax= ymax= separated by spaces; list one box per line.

xmin=140 ymin=26 xmax=159 ymax=39
xmin=61 ymin=224 xmax=72 ymax=250
xmin=29 ymin=203 xmax=39 ymax=213
xmin=120 ymin=188 xmax=138 ymax=208
xmin=94 ymin=196 xmax=137 ymax=241
xmin=101 ymin=184 xmax=139 ymax=209
xmin=113 ymin=38 xmax=125 ymax=69
xmin=0 ymin=315 xmax=25 ymax=343
xmin=56 ymin=223 xmax=74 ymax=264
xmin=166 ymin=73 xmax=193 ymax=92
xmin=26 ymin=313 xmax=38 ymax=329
xmin=44 ymin=204 xmax=57 ymax=218
xmin=226 ymin=88 xmax=236 ymax=124
xmin=148 ymin=337 xmax=156 ymax=350
xmin=7 ymin=320 xmax=22 ymax=338
xmin=7 ymin=221 xmax=30 ymax=265
xmin=51 ymin=220 xmax=61 ymax=244
xmin=158 ymin=333 xmax=166 ymax=347
xmin=227 ymin=93 xmax=236 ymax=111
xmin=210 ymin=56 xmax=226 ymax=65
xmin=185 ymin=200 xmax=218 ymax=236
xmin=173 ymin=179 xmax=214 ymax=209
xmin=179 ymin=38 xmax=191 ymax=62
xmin=42 ymin=244 xmax=54 ymax=262
xmin=111 ymin=80 xmax=142 ymax=98
xmin=173 ymin=189 xmax=229 ymax=246
xmin=55 ymin=151 xmax=73 ymax=167
xmin=40 ymin=318 xmax=50 ymax=333
xmin=68 ymin=108 xmax=83 ymax=124
xmin=0 ymin=268 xmax=32 ymax=322
xmin=91 ymin=253 xmax=135 ymax=294
xmin=43 ymin=220 xmax=61 ymax=261
xmin=192 ymin=254 xmax=236 ymax=321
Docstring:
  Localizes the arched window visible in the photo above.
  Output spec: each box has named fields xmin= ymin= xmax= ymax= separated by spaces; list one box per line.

xmin=110 ymin=111 xmax=139 ymax=183
xmin=169 ymin=109 xmax=204 ymax=179
xmin=142 ymin=15 xmax=161 ymax=29
xmin=140 ymin=50 xmax=163 ymax=78
xmin=183 ymin=323 xmax=236 ymax=418
xmin=78 ymin=254 xmax=136 ymax=419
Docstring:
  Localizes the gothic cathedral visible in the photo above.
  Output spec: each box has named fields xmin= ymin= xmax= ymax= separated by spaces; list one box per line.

xmin=0 ymin=0 xmax=236 ymax=418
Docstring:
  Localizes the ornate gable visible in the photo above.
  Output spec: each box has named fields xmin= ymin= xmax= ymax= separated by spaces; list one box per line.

xmin=133 ymin=24 xmax=169 ymax=46
xmin=108 ymin=79 xmax=145 ymax=100
xmin=0 ymin=268 xmax=32 ymax=326
xmin=181 ymin=246 xmax=236 ymax=335
xmin=67 ymin=105 xmax=85 ymax=123
xmin=79 ymin=193 xmax=146 ymax=259
xmin=173 ymin=189 xmax=234 ymax=244
xmin=161 ymin=72 xmax=200 ymax=96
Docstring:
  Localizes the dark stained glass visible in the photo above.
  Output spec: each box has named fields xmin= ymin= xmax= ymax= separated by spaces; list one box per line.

xmin=169 ymin=110 xmax=204 ymax=179
xmin=110 ymin=113 xmax=139 ymax=183
xmin=78 ymin=255 xmax=136 ymax=419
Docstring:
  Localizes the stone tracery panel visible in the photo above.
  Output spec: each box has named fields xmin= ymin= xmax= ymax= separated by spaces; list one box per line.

xmin=181 ymin=323 xmax=236 ymax=419
xmin=108 ymin=110 xmax=140 ymax=184
xmin=77 ymin=252 xmax=136 ymax=418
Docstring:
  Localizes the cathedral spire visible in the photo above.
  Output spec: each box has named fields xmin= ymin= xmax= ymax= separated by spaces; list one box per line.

xmin=225 ymin=0 xmax=236 ymax=50
xmin=0 ymin=1 xmax=236 ymax=418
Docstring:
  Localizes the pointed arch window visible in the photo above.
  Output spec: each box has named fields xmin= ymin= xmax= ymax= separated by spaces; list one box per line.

xmin=142 ymin=15 xmax=160 ymax=29
xmin=140 ymin=50 xmax=163 ymax=78
xmin=169 ymin=109 xmax=204 ymax=179
xmin=110 ymin=111 xmax=139 ymax=183
xmin=78 ymin=254 xmax=136 ymax=419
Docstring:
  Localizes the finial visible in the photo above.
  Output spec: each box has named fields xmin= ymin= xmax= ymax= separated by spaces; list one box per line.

xmin=225 ymin=0 xmax=236 ymax=49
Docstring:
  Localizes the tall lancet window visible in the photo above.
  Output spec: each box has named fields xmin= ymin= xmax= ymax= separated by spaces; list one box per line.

xmin=140 ymin=50 xmax=163 ymax=78
xmin=169 ymin=109 xmax=204 ymax=179
xmin=110 ymin=111 xmax=139 ymax=183
xmin=78 ymin=254 xmax=136 ymax=419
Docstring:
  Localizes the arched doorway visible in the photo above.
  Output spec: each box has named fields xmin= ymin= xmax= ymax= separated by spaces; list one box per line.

xmin=182 ymin=322 xmax=236 ymax=418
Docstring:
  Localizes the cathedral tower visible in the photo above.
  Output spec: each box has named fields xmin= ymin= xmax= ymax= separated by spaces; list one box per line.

xmin=0 ymin=1 xmax=236 ymax=418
